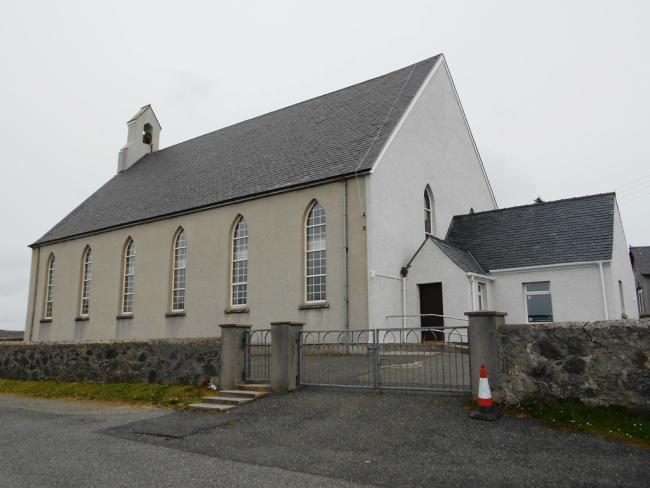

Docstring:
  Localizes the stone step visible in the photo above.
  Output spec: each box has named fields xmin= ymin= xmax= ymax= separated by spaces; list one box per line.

xmin=202 ymin=395 xmax=254 ymax=406
xmin=219 ymin=389 xmax=269 ymax=399
xmin=188 ymin=402 xmax=236 ymax=413
xmin=237 ymin=383 xmax=272 ymax=393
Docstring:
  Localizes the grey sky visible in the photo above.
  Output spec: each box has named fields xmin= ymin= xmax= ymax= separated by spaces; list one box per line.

xmin=1 ymin=1 xmax=648 ymax=330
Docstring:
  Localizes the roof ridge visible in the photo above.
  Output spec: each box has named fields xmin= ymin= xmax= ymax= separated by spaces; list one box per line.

xmin=452 ymin=192 xmax=616 ymax=220
xmin=141 ymin=54 xmax=442 ymax=159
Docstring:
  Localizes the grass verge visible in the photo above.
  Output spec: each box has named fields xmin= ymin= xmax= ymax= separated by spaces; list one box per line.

xmin=0 ymin=378 xmax=212 ymax=408
xmin=509 ymin=397 xmax=650 ymax=448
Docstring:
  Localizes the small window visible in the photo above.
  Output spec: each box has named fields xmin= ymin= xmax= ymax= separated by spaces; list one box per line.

xmin=44 ymin=254 xmax=55 ymax=319
xmin=638 ymin=289 xmax=646 ymax=315
xmin=618 ymin=280 xmax=626 ymax=317
xmin=121 ymin=239 xmax=136 ymax=314
xmin=231 ymin=217 xmax=248 ymax=306
xmin=524 ymin=282 xmax=553 ymax=323
xmin=424 ymin=186 xmax=434 ymax=236
xmin=305 ymin=202 xmax=327 ymax=302
xmin=171 ymin=229 xmax=187 ymax=311
xmin=80 ymin=247 xmax=93 ymax=317
xmin=477 ymin=282 xmax=487 ymax=311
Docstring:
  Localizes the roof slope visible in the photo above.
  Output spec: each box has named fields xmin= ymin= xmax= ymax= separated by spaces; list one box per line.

xmin=631 ymin=246 xmax=650 ymax=275
xmin=430 ymin=238 xmax=486 ymax=274
xmin=445 ymin=193 xmax=617 ymax=271
xmin=33 ymin=55 xmax=442 ymax=246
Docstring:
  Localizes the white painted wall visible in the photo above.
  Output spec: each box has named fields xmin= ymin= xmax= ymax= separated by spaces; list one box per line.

xmin=366 ymin=57 xmax=497 ymax=329
xmin=607 ymin=204 xmax=639 ymax=319
xmin=491 ymin=264 xmax=608 ymax=324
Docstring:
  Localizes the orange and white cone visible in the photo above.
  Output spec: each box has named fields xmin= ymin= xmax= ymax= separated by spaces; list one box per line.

xmin=469 ymin=364 xmax=501 ymax=421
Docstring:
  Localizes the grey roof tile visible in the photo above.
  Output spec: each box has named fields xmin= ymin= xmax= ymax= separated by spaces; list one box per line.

xmin=430 ymin=237 xmax=486 ymax=274
xmin=33 ymin=55 xmax=442 ymax=246
xmin=445 ymin=193 xmax=616 ymax=271
xmin=630 ymin=246 xmax=650 ymax=275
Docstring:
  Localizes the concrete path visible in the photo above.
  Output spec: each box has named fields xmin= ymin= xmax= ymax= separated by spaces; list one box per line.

xmin=1 ymin=391 xmax=648 ymax=487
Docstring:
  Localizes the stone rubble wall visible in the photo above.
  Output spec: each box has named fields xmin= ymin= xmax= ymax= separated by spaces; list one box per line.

xmin=497 ymin=319 xmax=650 ymax=409
xmin=0 ymin=338 xmax=220 ymax=385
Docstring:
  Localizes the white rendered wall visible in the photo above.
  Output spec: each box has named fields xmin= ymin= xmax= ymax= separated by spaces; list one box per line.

xmin=491 ymin=265 xmax=608 ymax=324
xmin=366 ymin=58 xmax=496 ymax=328
xmin=607 ymin=204 xmax=639 ymax=319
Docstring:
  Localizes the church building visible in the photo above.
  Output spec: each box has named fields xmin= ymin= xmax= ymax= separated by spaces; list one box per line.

xmin=24 ymin=54 xmax=638 ymax=343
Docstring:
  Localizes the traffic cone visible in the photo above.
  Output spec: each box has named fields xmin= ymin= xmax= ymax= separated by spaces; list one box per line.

xmin=469 ymin=364 xmax=501 ymax=421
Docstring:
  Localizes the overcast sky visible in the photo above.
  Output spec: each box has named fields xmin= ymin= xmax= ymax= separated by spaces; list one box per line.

xmin=1 ymin=1 xmax=648 ymax=330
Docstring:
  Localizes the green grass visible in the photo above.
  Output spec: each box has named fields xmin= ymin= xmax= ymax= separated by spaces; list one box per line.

xmin=0 ymin=378 xmax=212 ymax=408
xmin=509 ymin=397 xmax=650 ymax=448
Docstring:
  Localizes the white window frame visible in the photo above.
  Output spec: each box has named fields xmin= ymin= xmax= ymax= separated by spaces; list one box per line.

xmin=79 ymin=247 xmax=92 ymax=317
xmin=305 ymin=201 xmax=327 ymax=303
xmin=231 ymin=217 xmax=248 ymax=307
xmin=638 ymin=289 xmax=645 ymax=315
xmin=44 ymin=254 xmax=55 ymax=319
xmin=523 ymin=281 xmax=553 ymax=323
xmin=424 ymin=186 xmax=434 ymax=237
xmin=171 ymin=229 xmax=187 ymax=312
xmin=121 ymin=239 xmax=136 ymax=315
xmin=477 ymin=282 xmax=487 ymax=311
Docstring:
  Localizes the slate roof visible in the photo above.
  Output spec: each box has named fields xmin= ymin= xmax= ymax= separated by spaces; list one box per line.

xmin=630 ymin=246 xmax=650 ymax=275
xmin=445 ymin=193 xmax=617 ymax=271
xmin=430 ymin=238 xmax=486 ymax=274
xmin=33 ymin=55 xmax=442 ymax=246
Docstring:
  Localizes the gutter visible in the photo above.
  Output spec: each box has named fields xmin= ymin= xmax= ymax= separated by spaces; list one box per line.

xmin=489 ymin=260 xmax=612 ymax=274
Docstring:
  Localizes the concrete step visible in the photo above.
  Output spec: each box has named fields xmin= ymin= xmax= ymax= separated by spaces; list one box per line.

xmin=219 ymin=389 xmax=269 ymax=399
xmin=202 ymin=395 xmax=254 ymax=406
xmin=188 ymin=402 xmax=236 ymax=413
xmin=237 ymin=383 xmax=272 ymax=393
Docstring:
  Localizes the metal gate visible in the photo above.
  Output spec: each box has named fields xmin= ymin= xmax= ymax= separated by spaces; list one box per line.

xmin=244 ymin=329 xmax=271 ymax=383
xmin=298 ymin=326 xmax=470 ymax=393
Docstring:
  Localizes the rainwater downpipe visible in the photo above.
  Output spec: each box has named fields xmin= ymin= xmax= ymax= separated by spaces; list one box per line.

xmin=598 ymin=261 xmax=609 ymax=320
xmin=400 ymin=266 xmax=409 ymax=330
xmin=468 ymin=273 xmax=476 ymax=312
xmin=343 ymin=180 xmax=350 ymax=330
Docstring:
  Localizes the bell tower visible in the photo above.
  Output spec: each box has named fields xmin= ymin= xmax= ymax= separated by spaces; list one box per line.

xmin=117 ymin=105 xmax=162 ymax=173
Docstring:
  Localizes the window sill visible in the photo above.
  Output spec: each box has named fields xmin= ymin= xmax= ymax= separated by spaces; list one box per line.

xmin=116 ymin=314 xmax=134 ymax=320
xmin=299 ymin=302 xmax=330 ymax=310
xmin=39 ymin=318 xmax=53 ymax=324
xmin=165 ymin=311 xmax=186 ymax=318
xmin=75 ymin=316 xmax=89 ymax=322
xmin=224 ymin=307 xmax=249 ymax=314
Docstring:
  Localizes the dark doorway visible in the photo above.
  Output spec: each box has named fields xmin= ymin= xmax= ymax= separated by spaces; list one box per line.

xmin=418 ymin=283 xmax=444 ymax=341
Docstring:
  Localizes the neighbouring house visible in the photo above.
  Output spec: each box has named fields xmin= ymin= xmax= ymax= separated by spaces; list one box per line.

xmin=23 ymin=54 xmax=638 ymax=343
xmin=630 ymin=246 xmax=650 ymax=316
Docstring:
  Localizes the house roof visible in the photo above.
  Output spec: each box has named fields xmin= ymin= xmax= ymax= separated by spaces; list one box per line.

xmin=429 ymin=237 xmax=486 ymax=274
xmin=32 ymin=55 xmax=442 ymax=247
xmin=631 ymin=246 xmax=650 ymax=275
xmin=445 ymin=193 xmax=617 ymax=271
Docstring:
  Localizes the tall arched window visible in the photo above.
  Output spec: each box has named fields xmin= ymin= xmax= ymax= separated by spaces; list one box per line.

xmin=305 ymin=202 xmax=326 ymax=302
xmin=43 ymin=254 xmax=55 ymax=319
xmin=231 ymin=217 xmax=248 ymax=306
xmin=424 ymin=186 xmax=434 ymax=236
xmin=171 ymin=228 xmax=187 ymax=312
xmin=80 ymin=247 xmax=93 ymax=317
xmin=121 ymin=238 xmax=136 ymax=315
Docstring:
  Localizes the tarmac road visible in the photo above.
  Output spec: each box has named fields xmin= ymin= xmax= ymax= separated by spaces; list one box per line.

xmin=1 ymin=390 xmax=648 ymax=487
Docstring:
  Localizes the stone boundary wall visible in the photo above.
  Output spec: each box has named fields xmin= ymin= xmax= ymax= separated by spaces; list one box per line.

xmin=0 ymin=338 xmax=220 ymax=385
xmin=497 ymin=319 xmax=650 ymax=409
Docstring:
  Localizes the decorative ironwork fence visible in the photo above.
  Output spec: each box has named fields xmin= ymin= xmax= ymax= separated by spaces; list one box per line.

xmin=299 ymin=326 xmax=470 ymax=393
xmin=244 ymin=329 xmax=271 ymax=383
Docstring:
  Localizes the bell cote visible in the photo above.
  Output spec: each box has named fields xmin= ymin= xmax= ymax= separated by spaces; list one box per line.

xmin=117 ymin=105 xmax=162 ymax=173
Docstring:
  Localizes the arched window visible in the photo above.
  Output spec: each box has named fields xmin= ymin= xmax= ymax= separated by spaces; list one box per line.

xmin=121 ymin=238 xmax=136 ymax=315
xmin=231 ymin=217 xmax=248 ymax=306
xmin=80 ymin=247 xmax=93 ymax=317
xmin=171 ymin=229 xmax=187 ymax=312
xmin=43 ymin=254 xmax=55 ymax=319
xmin=424 ymin=186 xmax=434 ymax=236
xmin=305 ymin=202 xmax=326 ymax=302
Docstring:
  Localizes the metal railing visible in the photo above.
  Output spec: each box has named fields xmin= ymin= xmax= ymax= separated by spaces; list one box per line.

xmin=299 ymin=326 xmax=470 ymax=393
xmin=244 ymin=329 xmax=271 ymax=383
